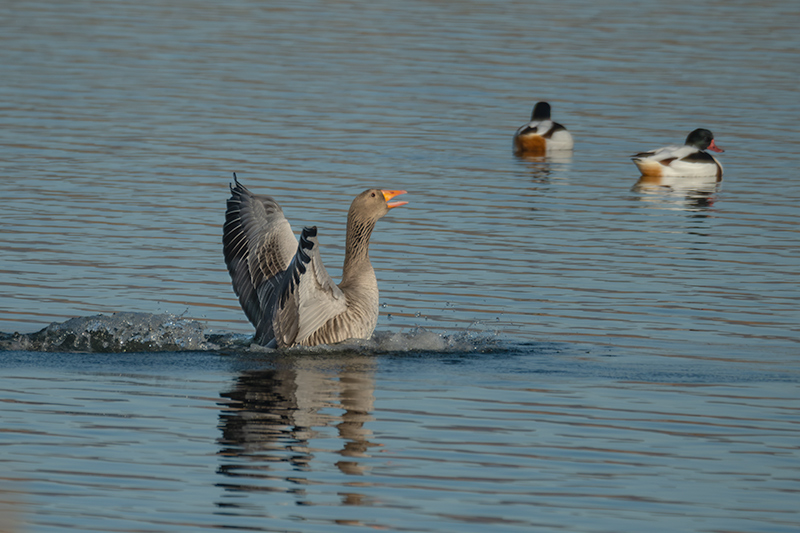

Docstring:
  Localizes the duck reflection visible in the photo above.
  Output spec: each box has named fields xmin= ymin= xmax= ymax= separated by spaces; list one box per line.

xmin=217 ymin=356 xmax=377 ymax=504
xmin=631 ymin=174 xmax=721 ymax=212
xmin=514 ymin=152 xmax=573 ymax=183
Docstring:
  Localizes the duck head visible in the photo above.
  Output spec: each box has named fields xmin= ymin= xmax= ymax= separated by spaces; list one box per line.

xmin=686 ymin=128 xmax=724 ymax=153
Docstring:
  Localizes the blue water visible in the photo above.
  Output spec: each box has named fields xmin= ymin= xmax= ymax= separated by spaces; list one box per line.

xmin=1 ymin=0 xmax=799 ymax=531
xmin=2 ymin=347 xmax=798 ymax=533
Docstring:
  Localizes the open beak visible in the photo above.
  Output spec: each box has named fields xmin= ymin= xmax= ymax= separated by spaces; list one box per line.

xmin=382 ymin=190 xmax=408 ymax=209
xmin=707 ymin=139 xmax=724 ymax=153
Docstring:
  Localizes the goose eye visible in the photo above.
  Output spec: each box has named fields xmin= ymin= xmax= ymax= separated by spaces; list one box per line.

xmin=371 ymin=192 xmax=376 ymax=197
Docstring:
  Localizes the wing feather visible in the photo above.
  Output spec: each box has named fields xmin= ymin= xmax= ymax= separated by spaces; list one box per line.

xmin=224 ymin=176 xmax=350 ymax=348
xmin=515 ymin=119 xmax=550 ymax=137
xmin=222 ymin=175 xmax=297 ymax=345
xmin=632 ymin=145 xmax=691 ymax=162
xmin=272 ymin=227 xmax=347 ymax=347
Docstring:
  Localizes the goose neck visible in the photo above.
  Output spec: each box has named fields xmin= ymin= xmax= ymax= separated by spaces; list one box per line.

xmin=342 ymin=216 xmax=376 ymax=281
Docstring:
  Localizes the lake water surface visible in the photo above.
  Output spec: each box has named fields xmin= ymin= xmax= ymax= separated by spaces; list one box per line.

xmin=1 ymin=0 xmax=799 ymax=532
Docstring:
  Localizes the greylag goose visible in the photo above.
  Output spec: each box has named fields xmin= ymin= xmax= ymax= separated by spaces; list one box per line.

xmin=513 ymin=101 xmax=574 ymax=156
xmin=223 ymin=175 xmax=407 ymax=348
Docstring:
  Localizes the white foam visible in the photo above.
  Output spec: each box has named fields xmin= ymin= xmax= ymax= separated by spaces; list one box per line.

xmin=1 ymin=315 xmax=505 ymax=354
xmin=1 ymin=312 xmax=212 ymax=352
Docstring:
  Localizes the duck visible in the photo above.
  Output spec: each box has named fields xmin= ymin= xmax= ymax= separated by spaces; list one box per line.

xmin=632 ymin=128 xmax=724 ymax=179
xmin=513 ymin=101 xmax=574 ymax=156
xmin=223 ymin=175 xmax=407 ymax=348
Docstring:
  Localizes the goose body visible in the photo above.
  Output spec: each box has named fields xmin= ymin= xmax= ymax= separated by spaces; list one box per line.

xmin=223 ymin=176 xmax=407 ymax=348
xmin=632 ymin=128 xmax=724 ymax=179
xmin=513 ymin=102 xmax=574 ymax=156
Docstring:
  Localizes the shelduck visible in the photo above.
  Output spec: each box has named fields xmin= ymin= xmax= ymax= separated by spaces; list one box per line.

xmin=632 ymin=128 xmax=724 ymax=179
xmin=513 ymin=102 xmax=574 ymax=156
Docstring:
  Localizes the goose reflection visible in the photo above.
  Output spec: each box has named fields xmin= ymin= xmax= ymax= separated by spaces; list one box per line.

xmin=631 ymin=174 xmax=721 ymax=212
xmin=216 ymin=356 xmax=377 ymax=504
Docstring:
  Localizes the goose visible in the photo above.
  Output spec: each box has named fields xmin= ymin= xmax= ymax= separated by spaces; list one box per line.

xmin=513 ymin=101 xmax=574 ymax=156
xmin=223 ymin=175 xmax=407 ymax=348
xmin=632 ymin=128 xmax=724 ymax=179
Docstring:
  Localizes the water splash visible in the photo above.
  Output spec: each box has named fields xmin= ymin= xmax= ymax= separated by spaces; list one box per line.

xmin=0 ymin=314 xmax=504 ymax=354
xmin=0 ymin=312 xmax=216 ymax=353
xmin=373 ymin=328 xmax=503 ymax=353
xmin=254 ymin=327 xmax=504 ymax=355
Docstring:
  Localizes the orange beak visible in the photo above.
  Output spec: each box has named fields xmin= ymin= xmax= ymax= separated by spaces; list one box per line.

xmin=707 ymin=139 xmax=724 ymax=153
xmin=382 ymin=190 xmax=408 ymax=209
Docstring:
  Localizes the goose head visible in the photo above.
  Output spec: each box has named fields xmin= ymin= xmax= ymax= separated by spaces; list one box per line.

xmin=348 ymin=189 xmax=407 ymax=224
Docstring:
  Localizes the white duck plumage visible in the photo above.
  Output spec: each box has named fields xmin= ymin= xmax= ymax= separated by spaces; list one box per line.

xmin=632 ymin=128 xmax=724 ymax=179
xmin=513 ymin=102 xmax=574 ymax=156
xmin=222 ymin=175 xmax=407 ymax=348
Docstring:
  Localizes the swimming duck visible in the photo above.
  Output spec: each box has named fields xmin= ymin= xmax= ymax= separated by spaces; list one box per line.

xmin=632 ymin=128 xmax=724 ymax=179
xmin=513 ymin=102 xmax=574 ymax=156
xmin=223 ymin=175 xmax=407 ymax=348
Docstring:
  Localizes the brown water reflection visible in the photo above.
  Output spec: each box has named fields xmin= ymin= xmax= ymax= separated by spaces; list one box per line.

xmin=217 ymin=357 xmax=378 ymax=504
xmin=514 ymin=152 xmax=574 ymax=183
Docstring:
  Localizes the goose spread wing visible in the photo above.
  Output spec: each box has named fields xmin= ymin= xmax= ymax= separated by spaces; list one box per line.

xmin=224 ymin=176 xmax=347 ymax=347
xmin=272 ymin=226 xmax=347 ymax=347
xmin=223 ymin=176 xmax=298 ymax=344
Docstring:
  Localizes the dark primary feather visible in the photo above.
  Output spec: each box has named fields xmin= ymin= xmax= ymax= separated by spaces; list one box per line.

xmin=222 ymin=179 xmax=263 ymax=334
xmin=270 ymin=226 xmax=320 ymax=346
xmin=222 ymin=174 xmax=297 ymax=345
xmin=277 ymin=226 xmax=315 ymax=311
